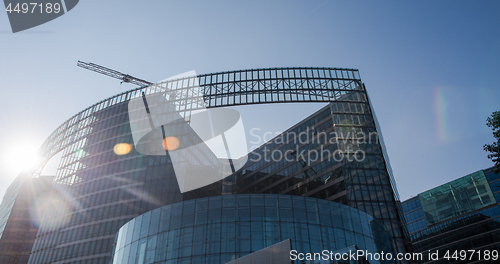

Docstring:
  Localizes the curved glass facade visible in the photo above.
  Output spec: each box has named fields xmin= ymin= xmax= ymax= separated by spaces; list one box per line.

xmin=111 ymin=194 xmax=391 ymax=264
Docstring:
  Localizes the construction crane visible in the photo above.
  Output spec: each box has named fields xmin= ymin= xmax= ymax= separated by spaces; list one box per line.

xmin=77 ymin=61 xmax=153 ymax=87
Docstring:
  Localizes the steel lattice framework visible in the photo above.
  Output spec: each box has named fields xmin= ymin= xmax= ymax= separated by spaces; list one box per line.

xmin=164 ymin=67 xmax=362 ymax=110
xmin=199 ymin=67 xmax=362 ymax=107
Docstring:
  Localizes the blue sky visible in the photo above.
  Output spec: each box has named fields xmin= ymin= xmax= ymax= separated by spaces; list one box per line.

xmin=0 ymin=0 xmax=499 ymax=201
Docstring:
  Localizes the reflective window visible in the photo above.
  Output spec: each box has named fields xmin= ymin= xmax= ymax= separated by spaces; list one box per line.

xmin=419 ymin=170 xmax=495 ymax=225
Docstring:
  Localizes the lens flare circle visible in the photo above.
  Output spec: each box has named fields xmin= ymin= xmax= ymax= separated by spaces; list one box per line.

xmin=113 ymin=143 xmax=132 ymax=155
xmin=162 ymin=136 xmax=180 ymax=151
xmin=29 ymin=195 xmax=72 ymax=230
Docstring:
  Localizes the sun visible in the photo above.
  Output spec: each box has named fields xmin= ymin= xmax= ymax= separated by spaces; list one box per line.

xmin=4 ymin=141 xmax=41 ymax=173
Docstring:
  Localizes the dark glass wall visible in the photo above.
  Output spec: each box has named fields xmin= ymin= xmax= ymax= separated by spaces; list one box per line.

xmin=401 ymin=197 xmax=426 ymax=235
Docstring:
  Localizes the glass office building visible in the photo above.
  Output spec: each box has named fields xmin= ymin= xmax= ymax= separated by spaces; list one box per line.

xmin=0 ymin=67 xmax=409 ymax=263
xmin=402 ymin=167 xmax=500 ymax=263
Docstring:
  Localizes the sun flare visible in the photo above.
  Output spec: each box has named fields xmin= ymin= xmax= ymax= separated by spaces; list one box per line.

xmin=5 ymin=141 xmax=41 ymax=173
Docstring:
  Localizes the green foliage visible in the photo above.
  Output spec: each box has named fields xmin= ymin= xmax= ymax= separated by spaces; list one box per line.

xmin=484 ymin=111 xmax=500 ymax=174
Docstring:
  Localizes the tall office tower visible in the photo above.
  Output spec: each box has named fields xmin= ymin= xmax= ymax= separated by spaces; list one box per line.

xmin=0 ymin=67 xmax=408 ymax=264
xmin=0 ymin=176 xmax=54 ymax=264
xmin=402 ymin=167 xmax=500 ymax=263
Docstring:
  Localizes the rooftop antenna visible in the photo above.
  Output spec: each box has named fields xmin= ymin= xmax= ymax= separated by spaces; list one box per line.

xmin=77 ymin=61 xmax=153 ymax=87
